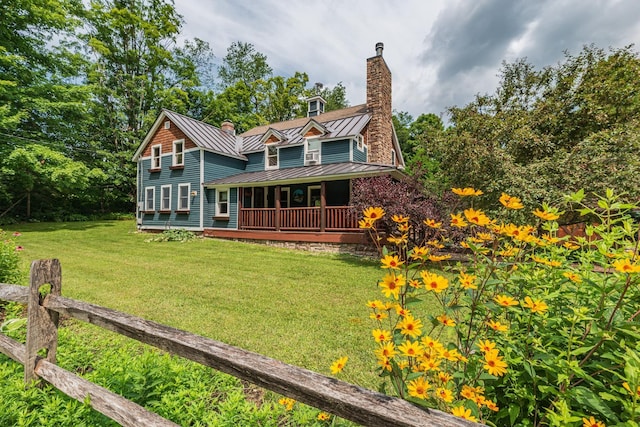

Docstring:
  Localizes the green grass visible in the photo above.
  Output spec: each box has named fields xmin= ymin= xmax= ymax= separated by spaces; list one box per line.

xmin=6 ymin=220 xmax=432 ymax=389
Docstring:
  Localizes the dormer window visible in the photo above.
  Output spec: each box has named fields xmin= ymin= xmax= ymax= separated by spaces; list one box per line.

xmin=306 ymin=96 xmax=326 ymax=117
xmin=266 ymin=144 xmax=278 ymax=169
xmin=173 ymin=139 xmax=184 ymax=167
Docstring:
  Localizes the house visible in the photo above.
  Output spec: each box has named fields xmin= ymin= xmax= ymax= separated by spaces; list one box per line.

xmin=132 ymin=43 xmax=405 ymax=246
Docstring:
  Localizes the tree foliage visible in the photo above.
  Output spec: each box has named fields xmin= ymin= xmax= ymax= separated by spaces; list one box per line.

xmin=420 ymin=45 xmax=640 ymax=213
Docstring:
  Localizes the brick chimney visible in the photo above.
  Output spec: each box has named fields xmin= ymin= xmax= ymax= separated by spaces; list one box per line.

xmin=366 ymin=42 xmax=393 ymax=165
xmin=221 ymin=120 xmax=235 ymax=135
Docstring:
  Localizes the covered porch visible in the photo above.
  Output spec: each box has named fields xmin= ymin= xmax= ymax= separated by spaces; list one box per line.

xmin=203 ymin=162 xmax=404 ymax=241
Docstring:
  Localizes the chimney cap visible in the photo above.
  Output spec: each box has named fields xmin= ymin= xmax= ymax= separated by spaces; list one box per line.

xmin=375 ymin=42 xmax=384 ymax=56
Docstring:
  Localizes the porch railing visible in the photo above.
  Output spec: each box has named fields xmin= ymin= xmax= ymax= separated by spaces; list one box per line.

xmin=239 ymin=206 xmax=358 ymax=231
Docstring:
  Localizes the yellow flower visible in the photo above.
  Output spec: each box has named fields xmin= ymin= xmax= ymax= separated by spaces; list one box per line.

xmin=522 ymin=296 xmax=548 ymax=314
xmin=391 ymin=214 xmax=409 ymax=223
xmin=451 ymin=406 xmax=477 ymax=421
xmin=423 ymin=218 xmax=442 ymax=228
xmin=394 ymin=304 xmax=410 ymax=316
xmin=436 ymin=313 xmax=456 ymax=327
xmin=438 ymin=372 xmax=452 ymax=383
xmin=459 ymin=271 xmax=478 ymax=290
xmin=372 ymin=329 xmax=392 ymax=343
xmin=499 ymin=245 xmax=520 ymax=257
xmin=477 ymin=339 xmax=496 ymax=353
xmin=452 ymin=187 xmax=483 ymax=196
xmin=370 ymin=311 xmax=388 ymax=321
xmin=398 ymin=340 xmax=424 ymax=358
xmin=363 ymin=206 xmax=385 ymax=221
xmin=330 ymin=356 xmax=348 ymax=374
xmin=533 ymin=208 xmax=559 ymax=221
xmin=407 ymin=376 xmax=431 ymax=399
xmin=450 ymin=213 xmax=468 ymax=228
xmin=358 ymin=218 xmax=374 ymax=229
xmin=366 ymin=300 xmax=384 ymax=309
xmin=494 ymin=294 xmax=519 ymax=307
xmin=398 ymin=314 xmax=423 ymax=338
xmin=377 ymin=356 xmax=392 ymax=371
xmin=428 ymin=254 xmax=451 ymax=262
xmin=484 ymin=349 xmax=507 ymax=376
xmin=563 ymin=241 xmax=580 ymax=250
xmin=623 ymin=382 xmax=640 ymax=397
xmin=485 ymin=399 xmax=499 ymax=411
xmin=438 ymin=348 xmax=461 ymax=362
xmin=411 ymin=246 xmax=429 ymax=259
xmin=407 ymin=278 xmax=421 ymax=289
xmin=418 ymin=355 xmax=441 ymax=372
xmin=582 ymin=416 xmax=606 ymax=427
xmin=398 ymin=223 xmax=410 ymax=232
xmin=387 ymin=234 xmax=408 ymax=245
xmin=499 ymin=192 xmax=524 ymax=209
xmin=421 ymin=336 xmax=444 ymax=354
xmin=487 ymin=320 xmax=508 ymax=332
xmin=317 ymin=412 xmax=331 ymax=421
xmin=378 ymin=273 xmax=405 ymax=299
xmin=563 ymin=271 xmax=582 ymax=283
xmin=460 ymin=385 xmax=476 ymax=400
xmin=436 ymin=387 xmax=454 ymax=402
xmin=426 ymin=239 xmax=444 ymax=249
xmin=464 ymin=207 xmax=492 ymax=226
xmin=612 ymin=258 xmax=640 ymax=273
xmin=278 ymin=397 xmax=296 ymax=411
xmin=421 ymin=271 xmax=449 ymax=293
xmin=380 ymin=254 xmax=403 ymax=269
xmin=375 ymin=342 xmax=397 ymax=359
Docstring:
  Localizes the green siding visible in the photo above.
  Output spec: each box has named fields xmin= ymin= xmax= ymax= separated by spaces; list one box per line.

xmin=279 ymin=145 xmax=303 ymax=168
xmin=140 ymin=150 xmax=201 ymax=229
xmin=352 ymin=140 xmax=367 ymax=162
xmin=245 ymin=152 xmax=264 ymax=172
xmin=203 ymin=151 xmax=246 ymax=180
xmin=209 ymin=187 xmax=238 ymax=229
xmin=322 ymin=140 xmax=350 ymax=164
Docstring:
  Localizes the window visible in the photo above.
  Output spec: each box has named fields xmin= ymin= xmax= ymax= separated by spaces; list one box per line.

xmin=216 ymin=189 xmax=229 ymax=216
xmin=305 ymin=138 xmax=320 ymax=165
xmin=151 ymin=145 xmax=161 ymax=169
xmin=356 ymin=135 xmax=364 ymax=151
xmin=266 ymin=144 xmax=278 ymax=169
xmin=177 ymin=183 xmax=190 ymax=211
xmin=160 ymin=185 xmax=171 ymax=211
xmin=173 ymin=140 xmax=184 ymax=166
xmin=391 ymin=149 xmax=396 ymax=166
xmin=144 ymin=187 xmax=155 ymax=212
xmin=164 ymin=120 xmax=170 ymax=129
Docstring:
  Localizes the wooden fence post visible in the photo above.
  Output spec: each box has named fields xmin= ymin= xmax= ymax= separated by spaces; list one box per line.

xmin=25 ymin=259 xmax=61 ymax=385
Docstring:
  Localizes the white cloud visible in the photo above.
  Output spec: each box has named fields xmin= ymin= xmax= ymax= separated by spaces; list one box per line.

xmin=176 ymin=0 xmax=640 ymax=121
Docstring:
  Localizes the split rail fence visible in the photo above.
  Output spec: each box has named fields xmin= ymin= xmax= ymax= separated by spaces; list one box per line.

xmin=0 ymin=259 xmax=477 ymax=427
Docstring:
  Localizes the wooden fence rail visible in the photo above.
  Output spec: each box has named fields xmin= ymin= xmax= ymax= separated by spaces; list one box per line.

xmin=0 ymin=259 xmax=477 ymax=427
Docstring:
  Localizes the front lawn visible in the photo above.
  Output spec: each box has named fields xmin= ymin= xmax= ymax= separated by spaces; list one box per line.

xmin=6 ymin=220 xmax=429 ymax=388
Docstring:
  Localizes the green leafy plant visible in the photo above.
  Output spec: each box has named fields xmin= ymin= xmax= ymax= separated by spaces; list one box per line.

xmin=360 ymin=188 xmax=640 ymax=425
xmin=145 ymin=228 xmax=198 ymax=243
xmin=0 ymin=229 xmax=22 ymax=284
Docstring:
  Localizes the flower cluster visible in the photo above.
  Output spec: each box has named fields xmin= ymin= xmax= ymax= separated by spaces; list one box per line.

xmin=360 ymin=188 xmax=639 ymax=425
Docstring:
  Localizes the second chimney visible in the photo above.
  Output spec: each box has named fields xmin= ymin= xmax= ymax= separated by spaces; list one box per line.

xmin=221 ymin=120 xmax=235 ymax=135
xmin=366 ymin=42 xmax=393 ymax=165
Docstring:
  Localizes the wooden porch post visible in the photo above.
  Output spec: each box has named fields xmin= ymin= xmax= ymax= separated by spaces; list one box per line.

xmin=237 ymin=187 xmax=243 ymax=229
xmin=275 ymin=186 xmax=281 ymax=231
xmin=320 ymin=181 xmax=326 ymax=232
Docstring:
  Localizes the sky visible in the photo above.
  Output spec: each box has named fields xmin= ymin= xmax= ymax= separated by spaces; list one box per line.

xmin=175 ymin=0 xmax=640 ymax=122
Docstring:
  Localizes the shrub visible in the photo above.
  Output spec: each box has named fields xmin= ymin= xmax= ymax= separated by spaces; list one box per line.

xmin=0 ymin=230 xmax=23 ymax=284
xmin=360 ymin=188 xmax=640 ymax=425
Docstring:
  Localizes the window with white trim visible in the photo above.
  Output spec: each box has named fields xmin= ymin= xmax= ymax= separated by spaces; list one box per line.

xmin=391 ymin=149 xmax=396 ymax=166
xmin=305 ymin=138 xmax=320 ymax=165
xmin=216 ymin=188 xmax=229 ymax=216
xmin=177 ymin=183 xmax=190 ymax=211
xmin=266 ymin=144 xmax=278 ymax=169
xmin=356 ymin=135 xmax=364 ymax=151
xmin=164 ymin=120 xmax=170 ymax=129
xmin=144 ymin=187 xmax=155 ymax=211
xmin=160 ymin=185 xmax=171 ymax=211
xmin=173 ymin=140 xmax=184 ymax=166
xmin=151 ymin=145 xmax=161 ymax=169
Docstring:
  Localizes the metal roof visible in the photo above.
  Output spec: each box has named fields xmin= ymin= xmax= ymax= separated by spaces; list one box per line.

xmin=162 ymin=110 xmax=247 ymax=160
xmin=204 ymin=162 xmax=405 ymax=187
